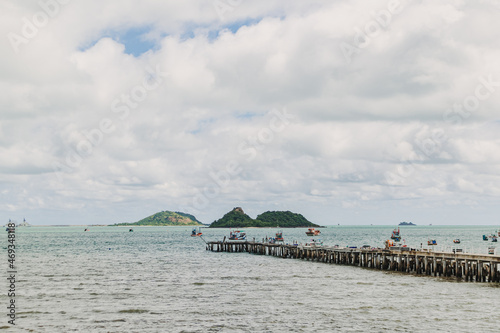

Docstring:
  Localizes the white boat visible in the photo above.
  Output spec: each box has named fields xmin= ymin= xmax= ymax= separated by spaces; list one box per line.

xmin=305 ymin=228 xmax=320 ymax=236
xmin=17 ymin=219 xmax=31 ymax=227
xmin=229 ymin=230 xmax=246 ymax=240
xmin=305 ymin=239 xmax=323 ymax=246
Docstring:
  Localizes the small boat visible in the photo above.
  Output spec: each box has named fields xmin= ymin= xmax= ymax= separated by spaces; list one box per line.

xmin=191 ymin=228 xmax=203 ymax=237
xmin=391 ymin=227 xmax=400 ymax=240
xmin=385 ymin=239 xmax=407 ymax=250
xmin=129 ymin=228 xmax=133 ymax=232
xmin=305 ymin=228 xmax=320 ymax=236
xmin=492 ymin=236 xmax=498 ymax=242
xmin=488 ymin=247 xmax=496 ymax=255
xmin=229 ymin=230 xmax=246 ymax=240
xmin=305 ymin=239 xmax=323 ymax=246
xmin=428 ymin=239 xmax=437 ymax=246
xmin=483 ymin=235 xmax=489 ymax=241
xmin=453 ymin=239 xmax=461 ymax=244
xmin=275 ymin=231 xmax=284 ymax=242
xmin=84 ymin=228 xmax=88 ymax=232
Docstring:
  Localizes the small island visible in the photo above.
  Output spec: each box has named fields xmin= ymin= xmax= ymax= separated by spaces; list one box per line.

xmin=399 ymin=221 xmax=416 ymax=226
xmin=114 ymin=211 xmax=203 ymax=226
xmin=209 ymin=207 xmax=321 ymax=228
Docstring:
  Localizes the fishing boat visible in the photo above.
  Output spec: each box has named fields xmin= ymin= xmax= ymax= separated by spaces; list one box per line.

xmin=268 ymin=235 xmax=283 ymax=244
xmin=453 ymin=239 xmax=461 ymax=244
xmin=385 ymin=239 xmax=407 ymax=250
xmin=427 ymin=239 xmax=437 ymax=246
xmin=305 ymin=228 xmax=320 ymax=236
xmin=191 ymin=227 xmax=203 ymax=237
xmin=17 ymin=218 xmax=31 ymax=227
xmin=391 ymin=227 xmax=400 ymax=240
xmin=305 ymin=239 xmax=323 ymax=246
xmin=275 ymin=231 xmax=284 ymax=242
xmin=229 ymin=230 xmax=246 ymax=240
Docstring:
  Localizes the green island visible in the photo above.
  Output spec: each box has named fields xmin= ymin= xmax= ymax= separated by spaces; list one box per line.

xmin=399 ymin=221 xmax=416 ymax=226
xmin=209 ymin=207 xmax=321 ymax=228
xmin=114 ymin=211 xmax=203 ymax=226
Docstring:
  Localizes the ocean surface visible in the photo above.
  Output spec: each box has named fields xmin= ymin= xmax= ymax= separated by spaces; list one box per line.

xmin=3 ymin=225 xmax=500 ymax=332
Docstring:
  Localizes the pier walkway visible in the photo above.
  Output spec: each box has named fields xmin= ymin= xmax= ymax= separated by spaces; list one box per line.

xmin=206 ymin=241 xmax=500 ymax=283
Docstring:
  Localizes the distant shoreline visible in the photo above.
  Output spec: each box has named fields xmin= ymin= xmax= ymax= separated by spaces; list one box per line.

xmin=14 ymin=224 xmax=500 ymax=227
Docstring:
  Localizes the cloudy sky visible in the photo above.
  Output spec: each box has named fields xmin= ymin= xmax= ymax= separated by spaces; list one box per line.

xmin=1 ymin=0 xmax=500 ymax=225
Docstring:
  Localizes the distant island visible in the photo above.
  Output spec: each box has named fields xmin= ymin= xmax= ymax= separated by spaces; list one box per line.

xmin=209 ymin=207 xmax=321 ymax=228
xmin=114 ymin=211 xmax=203 ymax=226
xmin=399 ymin=221 xmax=416 ymax=226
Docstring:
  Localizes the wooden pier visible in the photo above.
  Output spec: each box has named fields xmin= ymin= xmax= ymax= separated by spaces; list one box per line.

xmin=206 ymin=241 xmax=500 ymax=283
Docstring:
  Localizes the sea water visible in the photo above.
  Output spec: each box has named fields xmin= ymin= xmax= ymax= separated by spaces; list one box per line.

xmin=3 ymin=225 xmax=500 ymax=332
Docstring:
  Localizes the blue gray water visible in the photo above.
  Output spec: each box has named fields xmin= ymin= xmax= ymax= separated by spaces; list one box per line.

xmin=4 ymin=225 xmax=500 ymax=332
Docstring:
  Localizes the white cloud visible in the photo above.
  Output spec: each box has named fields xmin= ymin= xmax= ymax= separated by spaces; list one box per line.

xmin=1 ymin=0 xmax=500 ymax=225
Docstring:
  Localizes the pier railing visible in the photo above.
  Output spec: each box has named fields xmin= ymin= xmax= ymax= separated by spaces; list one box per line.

xmin=206 ymin=241 xmax=500 ymax=283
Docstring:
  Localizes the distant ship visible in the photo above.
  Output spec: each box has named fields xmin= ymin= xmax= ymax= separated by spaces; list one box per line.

xmin=17 ymin=219 xmax=31 ymax=227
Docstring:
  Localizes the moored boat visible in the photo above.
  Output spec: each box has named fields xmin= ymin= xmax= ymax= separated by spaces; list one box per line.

xmin=305 ymin=239 xmax=323 ymax=246
xmin=453 ymin=239 xmax=461 ymax=244
xmin=275 ymin=231 xmax=284 ymax=242
xmin=229 ymin=230 xmax=246 ymax=240
xmin=191 ymin=227 xmax=203 ymax=237
xmin=428 ymin=239 xmax=437 ymax=246
xmin=391 ymin=227 xmax=400 ymax=240
xmin=385 ymin=239 xmax=407 ymax=250
xmin=305 ymin=228 xmax=320 ymax=236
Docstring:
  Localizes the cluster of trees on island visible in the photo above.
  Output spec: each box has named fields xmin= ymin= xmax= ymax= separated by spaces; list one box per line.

xmin=113 ymin=207 xmax=320 ymax=228
xmin=114 ymin=211 xmax=203 ymax=226
xmin=209 ymin=207 xmax=321 ymax=228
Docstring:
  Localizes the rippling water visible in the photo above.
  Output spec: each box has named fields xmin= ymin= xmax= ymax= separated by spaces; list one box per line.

xmin=4 ymin=225 xmax=500 ymax=332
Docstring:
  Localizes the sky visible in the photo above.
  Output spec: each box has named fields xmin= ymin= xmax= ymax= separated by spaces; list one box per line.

xmin=1 ymin=0 xmax=500 ymax=226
